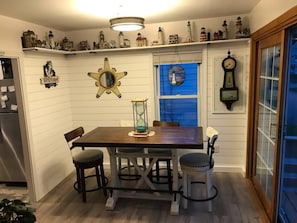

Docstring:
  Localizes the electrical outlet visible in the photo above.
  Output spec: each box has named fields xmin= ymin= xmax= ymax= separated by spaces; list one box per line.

xmin=215 ymin=145 xmax=220 ymax=153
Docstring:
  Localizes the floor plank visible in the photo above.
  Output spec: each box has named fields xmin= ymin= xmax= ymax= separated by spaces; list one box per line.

xmin=0 ymin=171 xmax=263 ymax=223
xmin=33 ymin=171 xmax=263 ymax=223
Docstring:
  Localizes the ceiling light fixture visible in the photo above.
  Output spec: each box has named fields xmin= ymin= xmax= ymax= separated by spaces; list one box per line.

xmin=110 ymin=17 xmax=145 ymax=31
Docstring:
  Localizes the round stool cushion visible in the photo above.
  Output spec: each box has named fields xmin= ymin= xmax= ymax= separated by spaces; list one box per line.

xmin=73 ymin=149 xmax=103 ymax=164
xmin=180 ymin=153 xmax=214 ymax=169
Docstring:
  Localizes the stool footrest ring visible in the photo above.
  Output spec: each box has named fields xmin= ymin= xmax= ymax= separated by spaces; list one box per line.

xmin=74 ymin=174 xmax=108 ymax=193
xmin=178 ymin=181 xmax=218 ymax=202
xmin=118 ymin=165 xmax=145 ymax=181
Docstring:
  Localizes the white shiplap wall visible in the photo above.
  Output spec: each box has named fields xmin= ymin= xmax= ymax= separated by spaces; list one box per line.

xmin=206 ymin=41 xmax=250 ymax=173
xmin=67 ymin=52 xmax=155 ymax=129
xmin=21 ymin=52 xmax=74 ymax=200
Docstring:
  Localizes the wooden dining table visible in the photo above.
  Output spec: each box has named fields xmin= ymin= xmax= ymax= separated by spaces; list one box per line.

xmin=73 ymin=126 xmax=203 ymax=215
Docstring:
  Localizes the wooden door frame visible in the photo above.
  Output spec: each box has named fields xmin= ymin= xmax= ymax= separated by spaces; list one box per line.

xmin=252 ymin=31 xmax=285 ymax=221
xmin=246 ymin=5 xmax=297 ymax=223
xmin=247 ymin=6 xmax=297 ymax=177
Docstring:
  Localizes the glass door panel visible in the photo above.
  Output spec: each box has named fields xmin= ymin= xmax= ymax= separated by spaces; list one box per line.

xmin=253 ymin=32 xmax=283 ymax=219
xmin=256 ymin=44 xmax=280 ymax=202
xmin=278 ymin=25 xmax=297 ymax=223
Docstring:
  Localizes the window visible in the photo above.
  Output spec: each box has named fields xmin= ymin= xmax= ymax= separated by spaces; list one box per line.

xmin=155 ymin=63 xmax=199 ymax=126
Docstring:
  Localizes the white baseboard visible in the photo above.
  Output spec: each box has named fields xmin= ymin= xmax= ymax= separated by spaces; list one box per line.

xmin=213 ymin=165 xmax=246 ymax=177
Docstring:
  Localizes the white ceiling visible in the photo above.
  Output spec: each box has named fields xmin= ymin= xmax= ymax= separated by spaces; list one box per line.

xmin=0 ymin=0 xmax=261 ymax=31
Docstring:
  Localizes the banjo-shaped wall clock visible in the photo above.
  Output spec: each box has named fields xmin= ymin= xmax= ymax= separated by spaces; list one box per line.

xmin=220 ymin=50 xmax=239 ymax=110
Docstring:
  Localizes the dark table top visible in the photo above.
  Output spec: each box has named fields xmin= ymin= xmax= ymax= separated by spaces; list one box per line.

xmin=73 ymin=126 xmax=203 ymax=149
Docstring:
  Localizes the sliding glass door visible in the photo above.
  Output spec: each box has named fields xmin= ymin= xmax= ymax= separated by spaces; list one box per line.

xmin=278 ymin=25 xmax=297 ymax=223
xmin=248 ymin=7 xmax=297 ymax=222
xmin=252 ymin=31 xmax=284 ymax=219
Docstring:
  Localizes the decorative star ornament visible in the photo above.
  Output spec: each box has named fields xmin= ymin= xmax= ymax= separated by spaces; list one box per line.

xmin=88 ymin=57 xmax=127 ymax=98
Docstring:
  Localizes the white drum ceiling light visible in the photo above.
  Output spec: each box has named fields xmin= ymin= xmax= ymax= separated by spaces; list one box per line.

xmin=109 ymin=17 xmax=145 ymax=31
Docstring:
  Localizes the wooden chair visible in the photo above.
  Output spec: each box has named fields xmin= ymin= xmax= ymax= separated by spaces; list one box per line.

xmin=148 ymin=120 xmax=180 ymax=191
xmin=179 ymin=127 xmax=219 ymax=212
xmin=64 ymin=126 xmax=107 ymax=202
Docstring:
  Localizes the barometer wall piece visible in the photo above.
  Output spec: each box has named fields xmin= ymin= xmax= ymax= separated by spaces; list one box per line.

xmin=220 ymin=51 xmax=239 ymax=110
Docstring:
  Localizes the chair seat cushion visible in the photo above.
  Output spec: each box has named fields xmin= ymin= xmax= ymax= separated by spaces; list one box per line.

xmin=180 ymin=153 xmax=214 ymax=169
xmin=73 ymin=149 xmax=103 ymax=163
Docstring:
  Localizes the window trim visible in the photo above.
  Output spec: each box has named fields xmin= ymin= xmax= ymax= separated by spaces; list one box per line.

xmin=153 ymin=63 xmax=200 ymax=126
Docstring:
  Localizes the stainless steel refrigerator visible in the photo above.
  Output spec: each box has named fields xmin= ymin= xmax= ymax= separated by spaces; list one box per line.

xmin=0 ymin=58 xmax=26 ymax=183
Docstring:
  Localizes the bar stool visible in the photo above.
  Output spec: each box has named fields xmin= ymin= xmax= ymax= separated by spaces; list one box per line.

xmin=117 ymin=147 xmax=146 ymax=180
xmin=64 ymin=127 xmax=107 ymax=202
xmin=179 ymin=127 xmax=218 ymax=211
xmin=148 ymin=120 xmax=180 ymax=192
xmin=117 ymin=120 xmax=146 ymax=180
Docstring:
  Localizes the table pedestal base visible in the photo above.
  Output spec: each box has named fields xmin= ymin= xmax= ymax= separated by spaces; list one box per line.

xmin=105 ymin=197 xmax=117 ymax=210
xmin=106 ymin=147 xmax=181 ymax=215
xmin=105 ymin=192 xmax=180 ymax=215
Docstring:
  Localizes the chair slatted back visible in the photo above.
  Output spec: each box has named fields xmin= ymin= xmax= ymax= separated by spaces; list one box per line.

xmin=64 ymin=127 xmax=84 ymax=150
xmin=206 ymin=127 xmax=219 ymax=159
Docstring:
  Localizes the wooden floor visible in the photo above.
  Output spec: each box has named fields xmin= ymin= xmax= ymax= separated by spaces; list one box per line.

xmin=27 ymin=171 xmax=263 ymax=223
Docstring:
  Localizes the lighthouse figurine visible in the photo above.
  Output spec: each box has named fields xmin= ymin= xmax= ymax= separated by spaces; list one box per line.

xmin=158 ymin=27 xmax=164 ymax=45
xmin=185 ymin=21 xmax=193 ymax=42
xmin=222 ymin=20 xmax=228 ymax=40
